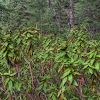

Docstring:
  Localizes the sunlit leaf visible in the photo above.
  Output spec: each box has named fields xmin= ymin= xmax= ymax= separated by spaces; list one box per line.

xmin=61 ymin=77 xmax=67 ymax=86
xmin=8 ymin=80 xmax=12 ymax=90
xmin=4 ymin=42 xmax=8 ymax=47
xmin=5 ymin=78 xmax=9 ymax=86
xmin=57 ymin=90 xmax=61 ymax=97
xmin=95 ymin=62 xmax=99 ymax=70
xmin=89 ymin=68 xmax=93 ymax=74
xmin=3 ymin=51 xmax=7 ymax=57
xmin=68 ymin=74 xmax=73 ymax=83
xmin=52 ymin=95 xmax=56 ymax=100
xmin=73 ymin=80 xmax=78 ymax=86
xmin=62 ymin=86 xmax=65 ymax=92
xmin=61 ymin=69 xmax=71 ymax=79
xmin=8 ymin=52 xmax=13 ymax=57
xmin=17 ymin=38 xmax=21 ymax=44
xmin=10 ymin=72 xmax=17 ymax=76
xmin=2 ymin=72 xmax=9 ymax=76
xmin=38 ymin=84 xmax=43 ymax=90
xmin=73 ymin=72 xmax=81 ymax=75
xmin=90 ymin=59 xmax=95 ymax=65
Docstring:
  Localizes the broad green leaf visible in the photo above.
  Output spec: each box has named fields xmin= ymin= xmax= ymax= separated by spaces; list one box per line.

xmin=93 ymin=51 xmax=97 ymax=58
xmin=61 ymin=77 xmax=67 ymax=86
xmin=73 ymin=80 xmax=78 ymax=86
xmin=90 ymin=59 xmax=95 ymax=65
xmin=27 ymin=33 xmax=31 ymax=37
xmin=44 ymin=82 xmax=47 ymax=88
xmin=8 ymin=80 xmax=12 ymax=90
xmin=43 ymin=86 xmax=47 ymax=93
xmin=18 ymin=83 xmax=22 ymax=91
xmin=6 ymin=34 xmax=10 ymax=38
xmin=8 ymin=52 xmax=13 ymax=57
xmin=8 ymin=70 xmax=10 ymax=74
xmin=55 ymin=54 xmax=61 ymax=61
xmin=38 ymin=84 xmax=43 ymax=90
xmin=65 ymin=68 xmax=71 ymax=72
xmin=14 ymin=35 xmax=19 ymax=40
xmin=93 ymin=70 xmax=97 ymax=76
xmin=10 ymin=72 xmax=17 ymax=76
xmin=81 ymin=43 xmax=84 ymax=47
xmin=26 ymin=39 xmax=30 ymax=46
xmin=62 ymin=86 xmax=65 ymax=92
xmin=10 ymin=77 xmax=14 ymax=81
xmin=4 ymin=42 xmax=8 ymax=47
xmin=82 ymin=60 xmax=89 ymax=65
xmin=48 ymin=92 xmax=53 ymax=98
xmin=58 ymin=63 xmax=64 ymax=72
xmin=84 ymin=70 xmax=89 ymax=75
xmin=57 ymin=90 xmax=61 ymax=97
xmin=61 ymin=69 xmax=71 ymax=79
xmin=74 ymin=72 xmax=81 ymax=75
xmin=95 ymin=62 xmax=99 ymax=70
xmin=49 ymin=47 xmax=54 ymax=50
xmin=83 ymin=65 xmax=88 ymax=69
xmin=9 ymin=44 xmax=13 ymax=49
xmin=96 ymin=55 xmax=100 ymax=58
xmin=74 ymin=54 xmax=78 ymax=60
xmin=5 ymin=78 xmax=10 ymax=86
xmin=28 ymin=30 xmax=34 ymax=33
xmin=17 ymin=38 xmax=21 ymax=44
xmin=3 ymin=51 xmax=7 ymax=57
xmin=0 ymin=47 xmax=6 ymax=55
xmin=68 ymin=74 xmax=73 ymax=83
xmin=89 ymin=53 xmax=93 ymax=58
xmin=89 ymin=68 xmax=93 ymax=74
xmin=5 ymin=92 xmax=10 ymax=99
xmin=52 ymin=95 xmax=56 ymax=100
xmin=46 ymin=75 xmax=51 ymax=79
xmin=38 ymin=33 xmax=41 ymax=41
xmin=14 ymin=83 xmax=19 ymax=91
xmin=69 ymin=96 xmax=79 ymax=100
xmin=71 ymin=57 xmax=74 ymax=63
xmin=61 ymin=52 xmax=66 ymax=57
xmin=2 ymin=72 xmax=9 ymax=76
xmin=43 ymin=39 xmax=51 ymax=47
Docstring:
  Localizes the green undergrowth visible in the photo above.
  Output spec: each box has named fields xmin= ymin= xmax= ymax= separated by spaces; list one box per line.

xmin=0 ymin=25 xmax=100 ymax=100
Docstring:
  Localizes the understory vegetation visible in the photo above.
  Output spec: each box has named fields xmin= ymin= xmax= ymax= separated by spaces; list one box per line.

xmin=0 ymin=24 xmax=100 ymax=100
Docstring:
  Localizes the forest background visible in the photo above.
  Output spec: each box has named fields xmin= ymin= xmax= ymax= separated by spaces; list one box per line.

xmin=0 ymin=0 xmax=100 ymax=38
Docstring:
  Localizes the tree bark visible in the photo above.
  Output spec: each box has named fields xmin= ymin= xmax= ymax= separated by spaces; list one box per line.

xmin=69 ymin=0 xmax=74 ymax=29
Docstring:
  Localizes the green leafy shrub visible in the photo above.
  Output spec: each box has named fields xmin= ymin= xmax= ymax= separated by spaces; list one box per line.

xmin=0 ymin=25 xmax=100 ymax=100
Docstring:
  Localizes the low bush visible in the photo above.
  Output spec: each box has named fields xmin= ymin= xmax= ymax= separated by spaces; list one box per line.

xmin=0 ymin=25 xmax=100 ymax=100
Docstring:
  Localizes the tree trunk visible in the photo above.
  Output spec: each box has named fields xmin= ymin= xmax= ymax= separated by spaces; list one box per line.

xmin=69 ymin=0 xmax=74 ymax=29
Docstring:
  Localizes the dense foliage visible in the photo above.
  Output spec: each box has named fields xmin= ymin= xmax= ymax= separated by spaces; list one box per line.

xmin=0 ymin=0 xmax=100 ymax=99
xmin=0 ymin=24 xmax=100 ymax=100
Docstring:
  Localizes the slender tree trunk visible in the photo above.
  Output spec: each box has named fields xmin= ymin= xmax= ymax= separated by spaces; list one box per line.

xmin=69 ymin=0 xmax=74 ymax=29
xmin=38 ymin=0 xmax=43 ymax=34
xmin=57 ymin=0 xmax=62 ymax=34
